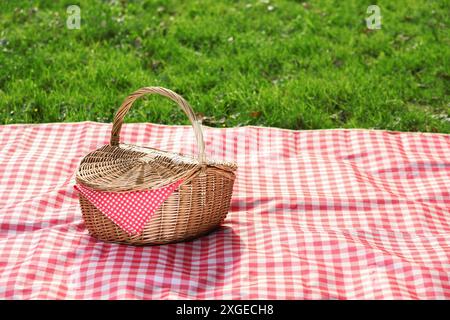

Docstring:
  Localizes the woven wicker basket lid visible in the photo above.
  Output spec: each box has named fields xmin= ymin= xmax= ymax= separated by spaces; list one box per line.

xmin=76 ymin=87 xmax=237 ymax=192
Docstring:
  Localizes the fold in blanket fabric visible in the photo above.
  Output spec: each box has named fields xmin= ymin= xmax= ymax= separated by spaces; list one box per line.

xmin=0 ymin=122 xmax=449 ymax=299
xmin=74 ymin=180 xmax=183 ymax=235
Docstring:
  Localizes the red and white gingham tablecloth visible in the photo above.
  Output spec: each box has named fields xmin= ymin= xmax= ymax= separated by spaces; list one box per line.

xmin=0 ymin=122 xmax=449 ymax=299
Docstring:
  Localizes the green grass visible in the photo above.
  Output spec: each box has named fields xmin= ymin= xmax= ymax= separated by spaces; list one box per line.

xmin=0 ymin=0 xmax=449 ymax=132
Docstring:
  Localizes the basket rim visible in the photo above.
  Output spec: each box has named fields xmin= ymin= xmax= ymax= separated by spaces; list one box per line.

xmin=75 ymin=143 xmax=237 ymax=192
xmin=115 ymin=143 xmax=237 ymax=169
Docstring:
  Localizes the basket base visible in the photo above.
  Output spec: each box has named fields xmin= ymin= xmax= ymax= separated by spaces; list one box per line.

xmin=86 ymin=224 xmax=224 ymax=246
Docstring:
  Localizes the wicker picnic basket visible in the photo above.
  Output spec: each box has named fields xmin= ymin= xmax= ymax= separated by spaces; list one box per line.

xmin=75 ymin=87 xmax=237 ymax=245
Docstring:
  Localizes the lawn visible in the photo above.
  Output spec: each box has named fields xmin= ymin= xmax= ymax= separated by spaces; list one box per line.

xmin=0 ymin=0 xmax=449 ymax=132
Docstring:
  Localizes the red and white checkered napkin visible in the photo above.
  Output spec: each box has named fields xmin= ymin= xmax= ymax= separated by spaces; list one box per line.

xmin=74 ymin=180 xmax=183 ymax=235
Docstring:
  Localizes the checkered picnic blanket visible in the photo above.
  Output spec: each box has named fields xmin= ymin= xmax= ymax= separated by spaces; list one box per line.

xmin=0 ymin=122 xmax=449 ymax=299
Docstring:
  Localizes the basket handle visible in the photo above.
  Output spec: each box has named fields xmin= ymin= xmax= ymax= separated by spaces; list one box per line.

xmin=110 ymin=87 xmax=206 ymax=164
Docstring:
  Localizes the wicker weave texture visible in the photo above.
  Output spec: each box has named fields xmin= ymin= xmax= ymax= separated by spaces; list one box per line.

xmin=76 ymin=87 xmax=236 ymax=245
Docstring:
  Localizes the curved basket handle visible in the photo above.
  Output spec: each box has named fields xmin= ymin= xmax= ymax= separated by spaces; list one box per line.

xmin=110 ymin=87 xmax=206 ymax=164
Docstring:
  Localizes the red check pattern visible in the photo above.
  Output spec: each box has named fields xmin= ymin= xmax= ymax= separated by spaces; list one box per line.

xmin=0 ymin=122 xmax=449 ymax=299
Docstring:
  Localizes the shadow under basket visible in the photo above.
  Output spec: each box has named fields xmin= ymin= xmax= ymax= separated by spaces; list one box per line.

xmin=75 ymin=87 xmax=237 ymax=245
